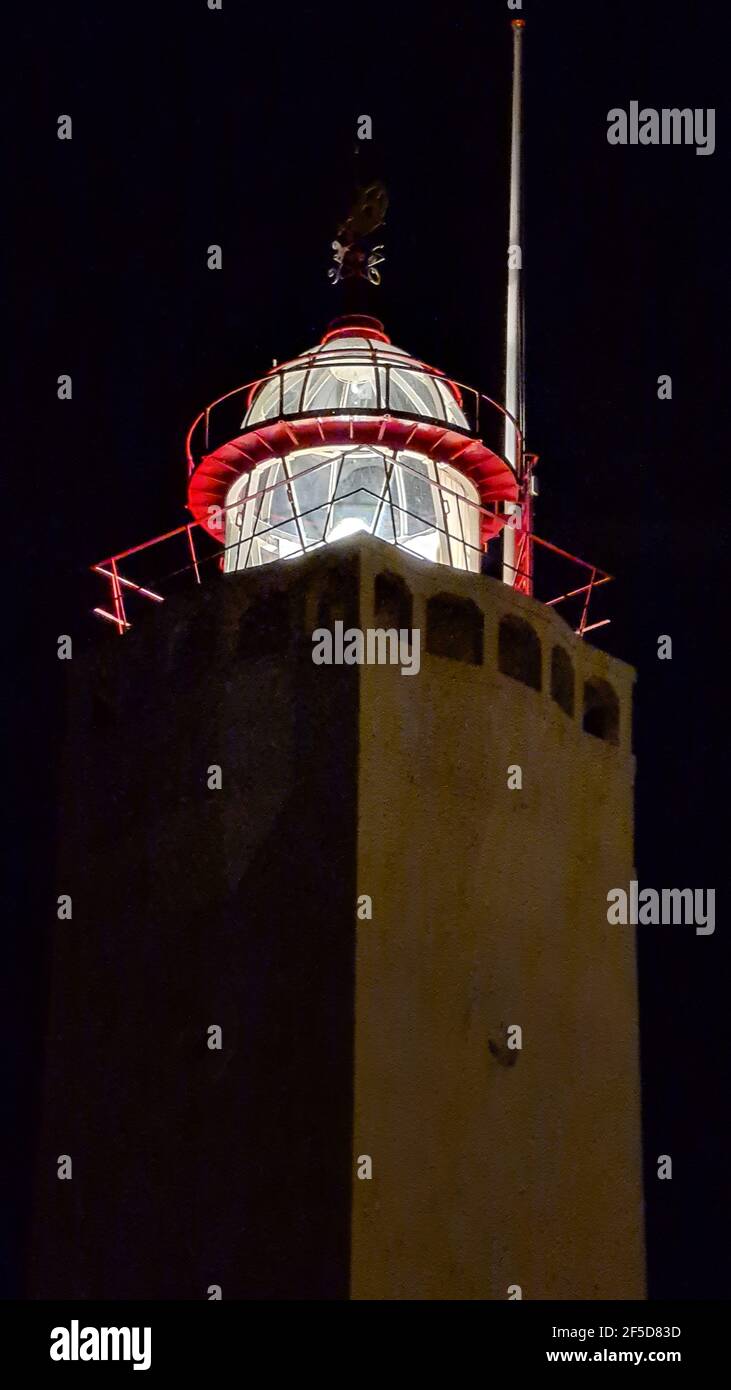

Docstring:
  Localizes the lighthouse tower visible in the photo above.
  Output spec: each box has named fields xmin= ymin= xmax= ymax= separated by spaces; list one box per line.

xmin=29 ymin=26 xmax=644 ymax=1301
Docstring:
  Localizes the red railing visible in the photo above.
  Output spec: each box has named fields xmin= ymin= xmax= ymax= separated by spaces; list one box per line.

xmin=92 ymin=460 xmax=611 ymax=637
xmin=184 ymin=354 xmax=524 ymax=481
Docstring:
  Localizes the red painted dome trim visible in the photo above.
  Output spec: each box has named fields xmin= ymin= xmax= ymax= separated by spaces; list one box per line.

xmin=188 ymin=416 xmax=518 ymax=544
xmin=321 ymin=315 xmax=391 ymax=344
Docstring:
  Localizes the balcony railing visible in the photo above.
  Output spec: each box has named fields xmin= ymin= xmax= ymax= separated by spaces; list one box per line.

xmin=185 ymin=354 xmax=523 ymax=480
xmin=92 ymin=460 xmax=612 ymax=638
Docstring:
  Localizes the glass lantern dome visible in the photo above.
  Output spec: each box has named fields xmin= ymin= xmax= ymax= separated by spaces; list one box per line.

xmin=244 ymin=332 xmax=468 ymax=430
xmin=221 ymin=319 xmax=485 ymax=573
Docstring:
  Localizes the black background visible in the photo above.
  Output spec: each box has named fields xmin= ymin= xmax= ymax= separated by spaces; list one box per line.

xmin=5 ymin=0 xmax=729 ymax=1300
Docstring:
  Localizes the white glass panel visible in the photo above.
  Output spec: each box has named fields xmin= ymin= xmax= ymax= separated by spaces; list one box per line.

xmin=329 ymin=452 xmax=388 ymax=537
xmin=433 ymin=376 xmax=466 ymax=427
xmin=458 ymin=495 xmax=481 ymax=571
xmin=223 ymin=472 xmax=250 ymax=573
xmin=397 ymin=454 xmax=438 ymax=537
xmin=245 ymin=370 xmax=307 ymax=425
xmin=302 ymin=370 xmax=342 ymax=413
xmin=287 ymin=450 xmax=336 ymax=543
xmin=435 ymin=465 xmax=462 ymax=569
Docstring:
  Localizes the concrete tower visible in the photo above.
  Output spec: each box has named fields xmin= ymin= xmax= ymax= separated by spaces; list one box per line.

xmin=29 ymin=24 xmax=644 ymax=1300
xmin=29 ymin=310 xmax=644 ymax=1299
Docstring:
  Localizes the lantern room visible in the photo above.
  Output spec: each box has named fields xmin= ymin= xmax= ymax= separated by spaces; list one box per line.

xmin=186 ymin=315 xmax=520 ymax=576
xmin=91 ymin=22 xmax=614 ymax=640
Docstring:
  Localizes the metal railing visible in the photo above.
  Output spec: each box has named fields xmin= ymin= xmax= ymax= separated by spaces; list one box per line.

xmin=184 ymin=353 xmax=523 ymax=480
xmin=92 ymin=460 xmax=612 ymax=638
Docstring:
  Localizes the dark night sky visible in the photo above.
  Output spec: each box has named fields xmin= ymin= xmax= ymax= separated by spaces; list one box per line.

xmin=5 ymin=0 xmax=729 ymax=1298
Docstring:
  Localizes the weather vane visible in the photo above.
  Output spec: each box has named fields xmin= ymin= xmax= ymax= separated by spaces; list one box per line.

xmin=329 ymin=181 xmax=388 ymax=286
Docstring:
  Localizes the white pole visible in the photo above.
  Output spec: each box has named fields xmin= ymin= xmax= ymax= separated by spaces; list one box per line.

xmin=502 ymin=19 xmax=525 ymax=586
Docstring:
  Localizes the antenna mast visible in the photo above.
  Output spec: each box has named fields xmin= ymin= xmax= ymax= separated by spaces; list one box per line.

xmin=502 ymin=18 xmax=532 ymax=592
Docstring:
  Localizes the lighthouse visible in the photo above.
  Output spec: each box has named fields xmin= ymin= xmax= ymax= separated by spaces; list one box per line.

xmin=29 ymin=23 xmax=645 ymax=1300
